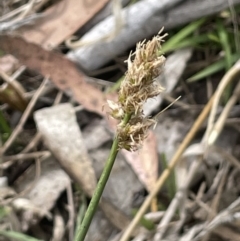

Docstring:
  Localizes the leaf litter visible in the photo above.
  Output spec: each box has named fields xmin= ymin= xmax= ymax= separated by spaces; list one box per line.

xmin=0 ymin=35 xmax=107 ymax=116
xmin=0 ymin=1 xmax=240 ymax=241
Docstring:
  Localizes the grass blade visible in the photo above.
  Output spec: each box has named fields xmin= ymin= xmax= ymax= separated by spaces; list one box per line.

xmin=161 ymin=18 xmax=206 ymax=53
xmin=131 ymin=209 xmax=155 ymax=230
xmin=187 ymin=53 xmax=240 ymax=82
xmin=217 ymin=19 xmax=232 ymax=70
xmin=160 ymin=154 xmax=176 ymax=200
xmin=0 ymin=230 xmax=43 ymax=241
xmin=161 ymin=34 xmax=209 ymax=53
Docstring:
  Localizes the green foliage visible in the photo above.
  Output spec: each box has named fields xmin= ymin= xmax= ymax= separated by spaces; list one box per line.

xmin=0 ymin=230 xmax=43 ymax=241
xmin=162 ymin=34 xmax=209 ymax=53
xmin=187 ymin=53 xmax=240 ymax=82
xmin=74 ymin=195 xmax=87 ymax=241
xmin=161 ymin=18 xmax=206 ymax=54
xmin=0 ymin=110 xmax=11 ymax=143
xmin=160 ymin=154 xmax=176 ymax=201
xmin=131 ymin=209 xmax=155 ymax=230
xmin=0 ymin=206 xmax=10 ymax=220
xmin=162 ymin=13 xmax=240 ymax=93
xmin=185 ymin=15 xmax=240 ymax=103
xmin=0 ymin=207 xmax=41 ymax=241
xmin=217 ymin=19 xmax=232 ymax=70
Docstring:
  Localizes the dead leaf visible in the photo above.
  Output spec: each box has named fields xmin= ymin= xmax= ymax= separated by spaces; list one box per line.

xmin=0 ymin=35 xmax=106 ymax=116
xmin=14 ymin=156 xmax=70 ymax=230
xmin=34 ymin=103 xmax=97 ymax=196
xmin=122 ymin=131 xmax=158 ymax=192
xmin=34 ymin=103 xmax=137 ymax=232
xmin=19 ymin=0 xmax=109 ymax=49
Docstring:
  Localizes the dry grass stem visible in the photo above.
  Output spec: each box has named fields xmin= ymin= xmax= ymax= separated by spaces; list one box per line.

xmin=52 ymin=209 xmax=65 ymax=241
xmin=193 ymin=198 xmax=240 ymax=241
xmin=121 ymin=58 xmax=240 ymax=240
xmin=210 ymin=163 xmax=229 ymax=217
xmin=211 ymin=145 xmax=240 ymax=170
xmin=0 ymin=0 xmax=48 ymax=31
xmin=189 ymin=192 xmax=215 ymax=216
xmin=207 ymin=80 xmax=240 ymax=145
xmin=66 ymin=182 xmax=75 ymax=241
xmin=21 ymin=132 xmax=42 ymax=153
xmin=0 ymin=77 xmax=48 ymax=155
xmin=0 ymin=70 xmax=27 ymax=107
xmin=120 ymin=95 xmax=214 ymax=241
xmin=153 ymin=158 xmax=202 ymax=240
xmin=66 ymin=0 xmax=124 ymax=48
xmin=204 ymin=60 xmax=240 ymax=146
xmin=0 ymin=151 xmax=50 ymax=169
xmin=153 ymin=61 xmax=240 ymax=240
xmin=11 ymin=66 xmax=26 ymax=81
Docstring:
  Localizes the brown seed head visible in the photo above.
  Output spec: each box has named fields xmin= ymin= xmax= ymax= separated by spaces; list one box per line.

xmin=107 ymin=31 xmax=166 ymax=151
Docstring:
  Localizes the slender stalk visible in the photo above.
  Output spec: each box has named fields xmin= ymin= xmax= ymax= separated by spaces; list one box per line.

xmin=76 ymin=31 xmax=166 ymax=240
xmin=76 ymin=113 xmax=131 ymax=241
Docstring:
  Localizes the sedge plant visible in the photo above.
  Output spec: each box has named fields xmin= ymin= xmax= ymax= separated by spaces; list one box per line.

xmin=76 ymin=30 xmax=167 ymax=241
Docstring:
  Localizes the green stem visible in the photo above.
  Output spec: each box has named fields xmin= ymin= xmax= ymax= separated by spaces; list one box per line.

xmin=76 ymin=113 xmax=131 ymax=241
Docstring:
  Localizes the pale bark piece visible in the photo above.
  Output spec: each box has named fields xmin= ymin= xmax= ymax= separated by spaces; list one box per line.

xmin=19 ymin=0 xmax=109 ymax=49
xmin=122 ymin=131 xmax=158 ymax=192
xmin=68 ymin=0 xmax=240 ymax=71
xmin=34 ymin=103 xmax=97 ymax=196
xmin=82 ymin=119 xmax=112 ymax=151
xmin=67 ymin=0 xmax=183 ymax=70
xmin=14 ymin=156 xmax=70 ymax=230
xmin=79 ymin=0 xmax=130 ymax=36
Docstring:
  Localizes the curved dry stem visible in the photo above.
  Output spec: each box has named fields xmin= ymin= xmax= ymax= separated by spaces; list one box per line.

xmin=207 ymin=77 xmax=240 ymax=145
xmin=119 ymin=94 xmax=215 ymax=241
xmin=204 ymin=59 xmax=240 ymax=145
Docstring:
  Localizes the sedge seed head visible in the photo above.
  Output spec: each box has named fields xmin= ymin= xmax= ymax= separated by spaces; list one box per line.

xmin=107 ymin=30 xmax=166 ymax=151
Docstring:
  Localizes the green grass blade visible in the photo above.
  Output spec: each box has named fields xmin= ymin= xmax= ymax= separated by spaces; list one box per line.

xmin=107 ymin=18 xmax=207 ymax=93
xmin=0 ymin=110 xmax=11 ymax=143
xmin=107 ymin=20 xmax=208 ymax=93
xmin=105 ymin=75 xmax=124 ymax=93
xmin=0 ymin=110 xmax=11 ymax=133
xmin=217 ymin=19 xmax=233 ymax=101
xmin=161 ymin=18 xmax=206 ymax=53
xmin=160 ymin=154 xmax=176 ymax=200
xmin=207 ymin=33 xmax=220 ymax=43
xmin=161 ymin=34 xmax=210 ymax=53
xmin=217 ymin=19 xmax=232 ymax=70
xmin=0 ymin=230 xmax=43 ymax=241
xmin=0 ymin=206 xmax=10 ymax=220
xmin=74 ymin=195 xmax=87 ymax=241
xmin=187 ymin=53 xmax=240 ymax=82
xmin=131 ymin=209 xmax=155 ymax=230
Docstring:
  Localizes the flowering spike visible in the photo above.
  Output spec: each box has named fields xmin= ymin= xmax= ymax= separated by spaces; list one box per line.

xmin=107 ymin=31 xmax=166 ymax=151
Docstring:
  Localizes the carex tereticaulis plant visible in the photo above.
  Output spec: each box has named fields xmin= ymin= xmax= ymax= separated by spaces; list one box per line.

xmin=76 ymin=30 xmax=166 ymax=241
xmin=108 ymin=30 xmax=166 ymax=151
